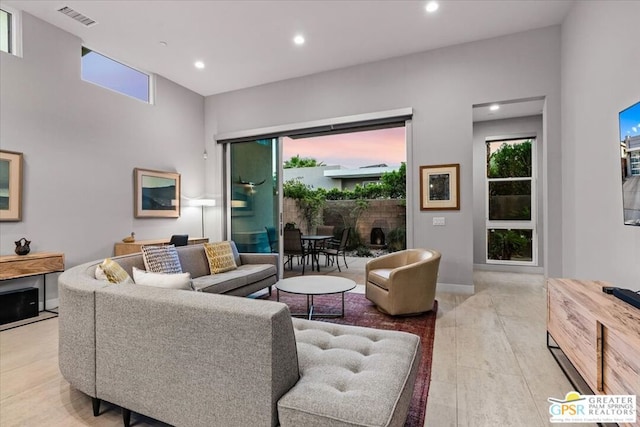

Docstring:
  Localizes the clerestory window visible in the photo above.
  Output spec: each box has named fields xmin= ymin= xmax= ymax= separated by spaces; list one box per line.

xmin=81 ymin=47 xmax=153 ymax=103
xmin=1 ymin=6 xmax=21 ymax=56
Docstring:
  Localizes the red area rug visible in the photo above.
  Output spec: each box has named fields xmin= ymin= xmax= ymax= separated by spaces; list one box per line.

xmin=264 ymin=291 xmax=437 ymax=427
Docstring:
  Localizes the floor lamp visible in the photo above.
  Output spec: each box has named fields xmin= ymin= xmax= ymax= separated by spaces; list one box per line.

xmin=190 ymin=198 xmax=216 ymax=237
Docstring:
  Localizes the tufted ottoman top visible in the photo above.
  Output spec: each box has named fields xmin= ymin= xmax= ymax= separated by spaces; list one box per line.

xmin=277 ymin=318 xmax=421 ymax=427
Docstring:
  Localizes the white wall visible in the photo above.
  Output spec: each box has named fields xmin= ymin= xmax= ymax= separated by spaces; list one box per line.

xmin=473 ymin=115 xmax=544 ymax=270
xmin=0 ymin=13 xmax=205 ymax=304
xmin=205 ymin=26 xmax=563 ymax=287
xmin=561 ymin=1 xmax=640 ymax=289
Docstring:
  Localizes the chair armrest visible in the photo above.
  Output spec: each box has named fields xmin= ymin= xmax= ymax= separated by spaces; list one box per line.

xmin=239 ymin=252 xmax=278 ymax=266
xmin=365 ymin=252 xmax=405 ymax=276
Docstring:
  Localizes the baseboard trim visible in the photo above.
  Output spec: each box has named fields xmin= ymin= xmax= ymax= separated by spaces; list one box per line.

xmin=436 ymin=282 xmax=474 ymax=294
xmin=474 ymin=263 xmax=544 ymax=274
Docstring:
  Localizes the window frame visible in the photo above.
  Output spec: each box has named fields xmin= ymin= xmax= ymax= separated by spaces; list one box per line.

xmin=81 ymin=46 xmax=155 ymax=104
xmin=485 ymin=136 xmax=537 ymax=266
xmin=0 ymin=5 xmax=22 ymax=57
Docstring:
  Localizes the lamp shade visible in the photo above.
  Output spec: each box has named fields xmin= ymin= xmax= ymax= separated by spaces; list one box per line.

xmin=190 ymin=198 xmax=216 ymax=207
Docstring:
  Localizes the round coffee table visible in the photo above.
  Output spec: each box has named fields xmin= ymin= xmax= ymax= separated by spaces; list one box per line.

xmin=276 ymin=276 xmax=356 ymax=319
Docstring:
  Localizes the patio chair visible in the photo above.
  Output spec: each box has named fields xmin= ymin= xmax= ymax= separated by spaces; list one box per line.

xmin=322 ymin=227 xmax=350 ymax=272
xmin=265 ymin=226 xmax=278 ymax=253
xmin=283 ymin=228 xmax=307 ymax=274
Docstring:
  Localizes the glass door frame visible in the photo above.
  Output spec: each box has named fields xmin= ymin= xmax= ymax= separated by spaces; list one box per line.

xmin=224 ymin=137 xmax=284 ymax=275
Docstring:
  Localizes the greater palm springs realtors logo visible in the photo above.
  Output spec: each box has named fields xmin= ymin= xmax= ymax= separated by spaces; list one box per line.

xmin=548 ymin=391 xmax=637 ymax=423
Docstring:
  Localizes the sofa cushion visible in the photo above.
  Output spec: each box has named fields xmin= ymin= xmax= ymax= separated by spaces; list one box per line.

xmin=132 ymin=267 xmax=193 ymax=290
xmin=237 ymin=264 xmax=277 ymax=285
xmin=278 ymin=318 xmax=421 ymax=427
xmin=204 ymin=241 xmax=237 ymax=274
xmin=96 ymin=258 xmax=134 ymax=284
xmin=368 ymin=268 xmax=393 ymax=290
xmin=141 ymin=245 xmax=183 ymax=274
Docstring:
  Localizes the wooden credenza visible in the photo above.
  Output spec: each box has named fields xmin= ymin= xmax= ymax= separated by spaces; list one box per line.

xmin=547 ymin=278 xmax=640 ymax=427
xmin=0 ymin=252 xmax=65 ymax=315
xmin=0 ymin=252 xmax=65 ymax=281
xmin=114 ymin=238 xmax=209 ymax=256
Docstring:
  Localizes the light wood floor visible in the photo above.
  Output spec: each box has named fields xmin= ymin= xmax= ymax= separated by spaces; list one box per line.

xmin=1 ymin=264 xmax=592 ymax=426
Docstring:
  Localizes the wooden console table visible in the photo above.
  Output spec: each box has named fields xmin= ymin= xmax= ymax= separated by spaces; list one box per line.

xmin=0 ymin=252 xmax=65 ymax=314
xmin=547 ymin=278 xmax=640 ymax=426
xmin=114 ymin=238 xmax=209 ymax=256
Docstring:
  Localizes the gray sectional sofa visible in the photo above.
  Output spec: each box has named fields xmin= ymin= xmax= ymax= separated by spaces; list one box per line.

xmin=58 ymin=242 xmax=422 ymax=427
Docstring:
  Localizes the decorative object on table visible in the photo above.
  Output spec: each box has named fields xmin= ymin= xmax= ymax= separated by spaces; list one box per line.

xmin=122 ymin=232 xmax=135 ymax=243
xmin=14 ymin=237 xmax=31 ymax=256
xmin=0 ymin=150 xmax=24 ymax=222
xmin=134 ymin=168 xmax=181 ymax=218
xmin=419 ymin=163 xmax=460 ymax=210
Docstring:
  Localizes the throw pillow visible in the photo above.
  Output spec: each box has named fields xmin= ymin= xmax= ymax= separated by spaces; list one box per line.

xmin=141 ymin=245 xmax=183 ymax=274
xmin=96 ymin=258 xmax=134 ymax=284
xmin=204 ymin=241 xmax=238 ymax=274
xmin=132 ymin=267 xmax=193 ymax=290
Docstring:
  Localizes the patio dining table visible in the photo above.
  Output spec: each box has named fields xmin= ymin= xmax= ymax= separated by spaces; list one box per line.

xmin=301 ymin=235 xmax=333 ymax=272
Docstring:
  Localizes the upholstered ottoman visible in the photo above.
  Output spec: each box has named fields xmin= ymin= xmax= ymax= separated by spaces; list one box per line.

xmin=278 ymin=318 xmax=421 ymax=427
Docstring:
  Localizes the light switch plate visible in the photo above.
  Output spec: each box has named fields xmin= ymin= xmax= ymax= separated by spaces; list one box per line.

xmin=433 ymin=217 xmax=445 ymax=226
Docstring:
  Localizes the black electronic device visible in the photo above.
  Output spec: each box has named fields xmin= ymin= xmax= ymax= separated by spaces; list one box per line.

xmin=0 ymin=288 xmax=39 ymax=325
xmin=612 ymin=288 xmax=640 ymax=310
xmin=602 ymin=286 xmax=616 ymax=294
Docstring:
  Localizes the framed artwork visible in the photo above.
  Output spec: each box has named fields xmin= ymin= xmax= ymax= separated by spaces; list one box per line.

xmin=0 ymin=150 xmax=24 ymax=221
xmin=420 ymin=163 xmax=460 ymax=210
xmin=134 ymin=168 xmax=181 ymax=218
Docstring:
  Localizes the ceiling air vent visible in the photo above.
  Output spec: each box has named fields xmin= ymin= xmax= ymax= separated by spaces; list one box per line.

xmin=57 ymin=6 xmax=97 ymax=27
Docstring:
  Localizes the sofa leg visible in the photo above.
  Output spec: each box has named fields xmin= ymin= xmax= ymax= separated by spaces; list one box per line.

xmin=268 ymin=286 xmax=272 ymax=296
xmin=122 ymin=408 xmax=131 ymax=427
xmin=92 ymin=397 xmax=101 ymax=416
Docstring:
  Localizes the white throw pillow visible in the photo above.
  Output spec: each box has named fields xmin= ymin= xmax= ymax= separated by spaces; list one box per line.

xmin=132 ymin=267 xmax=192 ymax=290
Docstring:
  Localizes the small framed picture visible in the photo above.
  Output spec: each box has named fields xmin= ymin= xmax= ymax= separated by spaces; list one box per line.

xmin=420 ymin=163 xmax=460 ymax=210
xmin=0 ymin=150 xmax=24 ymax=221
xmin=134 ymin=168 xmax=181 ymax=218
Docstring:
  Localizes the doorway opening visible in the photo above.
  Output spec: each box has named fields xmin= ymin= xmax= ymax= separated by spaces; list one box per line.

xmin=282 ymin=125 xmax=407 ymax=256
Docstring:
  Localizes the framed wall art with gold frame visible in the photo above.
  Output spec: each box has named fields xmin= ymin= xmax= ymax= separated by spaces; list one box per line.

xmin=0 ymin=150 xmax=24 ymax=221
xmin=420 ymin=163 xmax=460 ymax=211
xmin=134 ymin=168 xmax=181 ymax=218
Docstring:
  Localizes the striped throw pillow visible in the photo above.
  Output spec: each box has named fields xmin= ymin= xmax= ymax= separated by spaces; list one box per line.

xmin=141 ymin=245 xmax=183 ymax=274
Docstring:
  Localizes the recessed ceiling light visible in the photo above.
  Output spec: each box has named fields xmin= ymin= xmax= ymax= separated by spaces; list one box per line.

xmin=194 ymin=61 xmax=205 ymax=69
xmin=489 ymin=104 xmax=500 ymax=111
xmin=293 ymin=35 xmax=305 ymax=45
xmin=425 ymin=1 xmax=439 ymax=13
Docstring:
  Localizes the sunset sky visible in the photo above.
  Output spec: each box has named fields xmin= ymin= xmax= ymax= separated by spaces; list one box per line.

xmin=283 ymin=127 xmax=406 ymax=169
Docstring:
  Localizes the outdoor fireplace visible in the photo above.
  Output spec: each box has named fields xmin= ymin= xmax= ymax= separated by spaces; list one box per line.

xmin=370 ymin=227 xmax=385 ymax=246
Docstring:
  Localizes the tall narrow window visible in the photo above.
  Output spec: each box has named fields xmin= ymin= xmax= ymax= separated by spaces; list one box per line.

xmin=486 ymin=138 xmax=536 ymax=264
xmin=1 ymin=8 xmax=13 ymax=54
xmin=81 ymin=47 xmax=152 ymax=103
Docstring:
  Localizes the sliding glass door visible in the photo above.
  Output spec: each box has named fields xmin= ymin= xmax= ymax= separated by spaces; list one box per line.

xmin=227 ymin=138 xmax=281 ymax=254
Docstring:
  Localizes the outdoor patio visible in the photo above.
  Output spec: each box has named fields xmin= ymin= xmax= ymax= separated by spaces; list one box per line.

xmin=282 ymin=254 xmax=368 ymax=291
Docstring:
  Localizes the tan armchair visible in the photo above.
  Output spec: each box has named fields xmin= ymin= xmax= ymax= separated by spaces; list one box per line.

xmin=365 ymin=249 xmax=441 ymax=316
